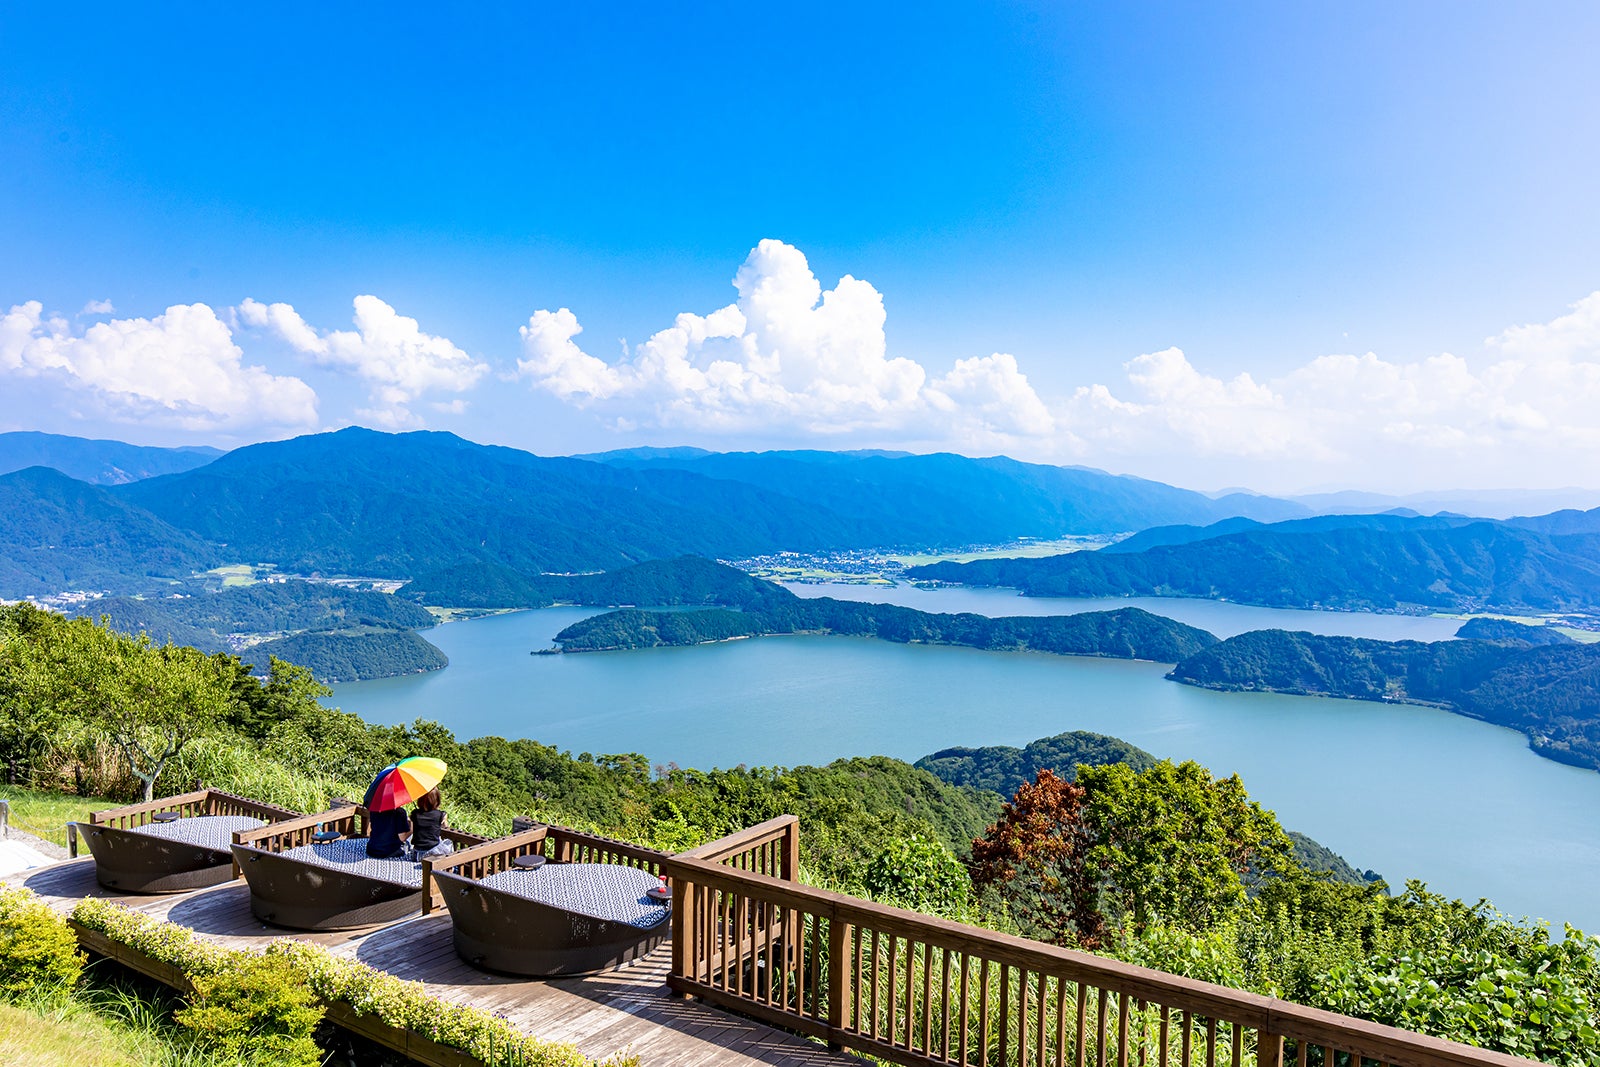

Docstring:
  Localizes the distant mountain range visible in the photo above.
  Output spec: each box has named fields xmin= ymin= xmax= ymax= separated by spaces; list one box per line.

xmin=910 ymin=511 xmax=1600 ymax=615
xmin=0 ymin=428 xmax=1317 ymax=599
xmin=0 ymin=431 xmax=221 ymax=485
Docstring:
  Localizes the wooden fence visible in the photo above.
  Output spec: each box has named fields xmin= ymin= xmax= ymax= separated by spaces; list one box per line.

xmin=659 ymin=830 xmax=1541 ymax=1067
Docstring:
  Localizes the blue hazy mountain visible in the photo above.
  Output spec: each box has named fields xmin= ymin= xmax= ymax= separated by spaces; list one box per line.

xmin=0 ymin=431 xmax=222 ymax=484
xmin=579 ymin=447 xmax=1309 ymax=539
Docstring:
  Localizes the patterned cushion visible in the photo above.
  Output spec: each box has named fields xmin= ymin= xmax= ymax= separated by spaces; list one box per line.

xmin=478 ymin=862 xmax=670 ymax=929
xmin=275 ymin=837 xmax=426 ymax=888
xmin=128 ymin=815 xmax=265 ymax=851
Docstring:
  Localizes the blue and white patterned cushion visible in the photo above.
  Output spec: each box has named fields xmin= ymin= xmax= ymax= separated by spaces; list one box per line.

xmin=478 ymin=862 xmax=669 ymax=929
xmin=274 ymin=838 xmax=426 ymax=888
xmin=128 ymin=815 xmax=265 ymax=851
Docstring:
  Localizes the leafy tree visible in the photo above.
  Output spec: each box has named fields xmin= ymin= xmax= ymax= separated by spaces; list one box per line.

xmin=43 ymin=620 xmax=233 ymax=800
xmin=0 ymin=604 xmax=66 ymax=785
xmin=1079 ymin=760 xmax=1292 ymax=934
xmin=970 ymin=770 xmax=1105 ymax=946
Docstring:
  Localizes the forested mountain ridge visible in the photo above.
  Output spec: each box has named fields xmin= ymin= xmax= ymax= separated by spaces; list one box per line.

xmin=582 ymin=447 xmax=1309 ymax=537
xmin=0 ymin=466 xmax=222 ymax=596
xmin=1169 ymin=629 xmax=1600 ymax=770
xmin=0 ymin=431 xmax=222 ymax=484
xmin=912 ymin=517 xmax=1600 ymax=613
xmin=78 ymin=581 xmax=447 ymax=683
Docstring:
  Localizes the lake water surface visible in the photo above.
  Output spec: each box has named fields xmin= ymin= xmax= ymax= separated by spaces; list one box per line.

xmin=332 ymin=586 xmax=1600 ymax=934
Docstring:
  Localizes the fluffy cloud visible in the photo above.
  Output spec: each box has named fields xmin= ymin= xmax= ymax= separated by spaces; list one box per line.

xmin=0 ymin=300 xmax=317 ymax=431
xmin=1063 ymin=291 xmax=1600 ymax=489
xmin=518 ymin=239 xmax=1053 ymax=444
xmin=239 ymin=295 xmax=488 ymax=428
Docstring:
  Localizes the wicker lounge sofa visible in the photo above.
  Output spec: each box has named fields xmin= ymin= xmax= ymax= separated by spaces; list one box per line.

xmin=429 ymin=823 xmax=673 ymax=977
xmin=230 ymin=803 xmax=488 ymax=931
xmin=70 ymin=788 xmax=303 ymax=894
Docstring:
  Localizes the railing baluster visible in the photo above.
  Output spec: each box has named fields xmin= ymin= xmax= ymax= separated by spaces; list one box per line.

xmin=978 ymin=958 xmax=992 ymax=1067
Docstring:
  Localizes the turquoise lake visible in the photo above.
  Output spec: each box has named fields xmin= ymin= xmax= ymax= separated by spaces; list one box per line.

xmin=332 ymin=584 xmax=1600 ymax=935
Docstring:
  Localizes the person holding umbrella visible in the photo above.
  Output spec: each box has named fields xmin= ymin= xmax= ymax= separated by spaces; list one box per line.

xmin=363 ymin=757 xmax=448 ymax=860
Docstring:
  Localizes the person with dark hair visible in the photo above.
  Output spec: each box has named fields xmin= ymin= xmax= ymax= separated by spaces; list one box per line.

xmin=409 ymin=785 xmax=452 ymax=860
xmin=366 ymin=805 xmax=409 ymax=859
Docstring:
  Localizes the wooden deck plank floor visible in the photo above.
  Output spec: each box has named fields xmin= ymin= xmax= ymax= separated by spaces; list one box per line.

xmin=8 ymin=858 xmax=867 ymax=1066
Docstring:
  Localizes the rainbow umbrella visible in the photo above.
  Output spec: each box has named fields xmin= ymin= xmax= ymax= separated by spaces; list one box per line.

xmin=363 ymin=756 xmax=448 ymax=812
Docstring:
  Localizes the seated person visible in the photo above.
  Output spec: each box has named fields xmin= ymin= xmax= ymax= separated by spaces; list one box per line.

xmin=365 ymin=805 xmax=410 ymax=859
xmin=409 ymin=786 xmax=453 ymax=860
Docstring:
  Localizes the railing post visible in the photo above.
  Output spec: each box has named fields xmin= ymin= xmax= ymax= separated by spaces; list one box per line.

xmin=670 ymin=874 xmax=694 ymax=998
xmin=1258 ymin=1029 xmax=1284 ymax=1067
xmin=827 ymin=907 xmax=852 ymax=1051
xmin=66 ymin=821 xmax=78 ymax=858
xmin=782 ymin=816 xmax=800 ymax=883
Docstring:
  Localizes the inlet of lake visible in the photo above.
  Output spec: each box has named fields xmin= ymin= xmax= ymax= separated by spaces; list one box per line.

xmin=332 ymin=583 xmax=1600 ymax=935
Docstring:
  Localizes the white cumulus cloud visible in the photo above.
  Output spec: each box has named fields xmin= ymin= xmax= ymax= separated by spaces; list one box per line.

xmin=1062 ymin=290 xmax=1600 ymax=490
xmin=517 ymin=239 xmax=1053 ymax=445
xmin=239 ymin=295 xmax=488 ymax=428
xmin=0 ymin=300 xmax=318 ymax=432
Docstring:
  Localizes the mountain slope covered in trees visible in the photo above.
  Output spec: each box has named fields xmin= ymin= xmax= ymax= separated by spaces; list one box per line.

xmin=1169 ymin=630 xmax=1600 ymax=769
xmin=912 ymin=515 xmax=1600 ymax=613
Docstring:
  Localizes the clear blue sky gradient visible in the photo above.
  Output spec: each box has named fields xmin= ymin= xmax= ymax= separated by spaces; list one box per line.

xmin=3 ymin=3 xmax=1598 ymax=488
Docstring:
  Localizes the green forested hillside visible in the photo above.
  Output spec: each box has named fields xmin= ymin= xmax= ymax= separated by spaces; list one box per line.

xmin=914 ymin=730 xmax=1160 ymax=794
xmin=241 ymin=629 xmax=448 ymax=682
xmin=913 ymin=518 xmax=1600 ymax=613
xmin=85 ymin=581 xmax=437 ymax=651
xmin=0 ymin=466 xmax=222 ymax=596
xmin=1454 ymin=616 xmax=1577 ymax=645
xmin=552 ymin=595 xmax=1219 ymax=662
xmin=1170 ymin=630 xmax=1600 ymax=769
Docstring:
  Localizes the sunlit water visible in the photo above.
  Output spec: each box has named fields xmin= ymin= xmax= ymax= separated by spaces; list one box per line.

xmin=332 ymin=586 xmax=1600 ymax=933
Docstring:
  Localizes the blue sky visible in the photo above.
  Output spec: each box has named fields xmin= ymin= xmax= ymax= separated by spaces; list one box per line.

xmin=3 ymin=3 xmax=1599 ymax=493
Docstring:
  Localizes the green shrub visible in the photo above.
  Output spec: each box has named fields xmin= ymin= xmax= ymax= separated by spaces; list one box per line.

xmin=864 ymin=835 xmax=970 ymax=915
xmin=1110 ymin=922 xmax=1245 ymax=988
xmin=0 ymin=885 xmax=84 ymax=1003
xmin=1309 ymin=932 xmax=1600 ymax=1064
xmin=176 ymin=953 xmax=323 ymax=1067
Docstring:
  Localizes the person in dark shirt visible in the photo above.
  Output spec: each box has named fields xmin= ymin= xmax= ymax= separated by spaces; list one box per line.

xmin=410 ymin=786 xmax=452 ymax=860
xmin=365 ymin=805 xmax=410 ymax=859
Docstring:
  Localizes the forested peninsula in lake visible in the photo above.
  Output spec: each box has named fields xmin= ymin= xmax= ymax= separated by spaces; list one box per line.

xmin=1169 ymin=627 xmax=1600 ymax=771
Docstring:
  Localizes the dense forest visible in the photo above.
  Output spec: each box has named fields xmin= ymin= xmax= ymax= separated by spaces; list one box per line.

xmin=3 ymin=604 xmax=1591 ymax=1061
xmin=240 ymin=629 xmax=448 ymax=683
xmin=1170 ymin=629 xmax=1600 ymax=770
xmin=912 ymin=512 xmax=1600 ymax=613
xmin=551 ymin=596 xmax=1218 ymax=662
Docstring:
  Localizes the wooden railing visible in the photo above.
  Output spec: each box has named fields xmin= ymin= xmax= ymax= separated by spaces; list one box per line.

xmin=87 ymin=787 xmax=303 ymax=830
xmin=660 ymin=851 xmax=1542 ymax=1067
xmin=678 ymin=814 xmax=799 ymax=880
xmin=423 ymin=822 xmax=669 ymax=913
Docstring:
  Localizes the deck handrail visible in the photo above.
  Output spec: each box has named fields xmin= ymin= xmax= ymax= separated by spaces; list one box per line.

xmin=86 ymin=787 xmax=302 ymax=830
xmin=421 ymin=822 xmax=668 ymax=913
xmin=659 ymin=851 xmax=1544 ymax=1067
